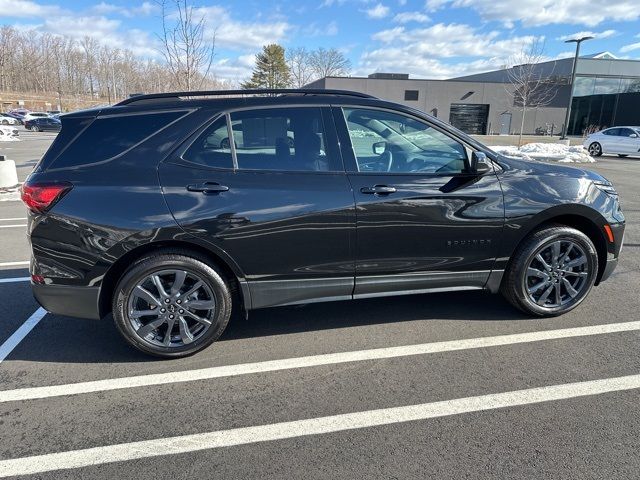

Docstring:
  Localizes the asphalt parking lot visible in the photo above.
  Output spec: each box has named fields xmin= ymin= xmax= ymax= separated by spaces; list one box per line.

xmin=0 ymin=132 xmax=639 ymax=479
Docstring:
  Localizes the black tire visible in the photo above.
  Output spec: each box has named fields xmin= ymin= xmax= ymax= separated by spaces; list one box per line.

xmin=1 ymin=120 xmax=7 ymax=125
xmin=588 ymin=142 xmax=602 ymax=157
xmin=31 ymin=125 xmax=40 ymax=132
xmin=501 ymin=226 xmax=598 ymax=317
xmin=618 ymin=154 xmax=628 ymax=158
xmin=112 ymin=251 xmax=232 ymax=358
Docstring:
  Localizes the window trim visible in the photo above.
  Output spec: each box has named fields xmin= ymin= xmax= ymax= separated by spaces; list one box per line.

xmin=178 ymin=104 xmax=346 ymax=175
xmin=334 ymin=105 xmax=479 ymax=177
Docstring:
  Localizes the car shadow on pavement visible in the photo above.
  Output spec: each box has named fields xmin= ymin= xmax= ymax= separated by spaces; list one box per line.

xmin=6 ymin=290 xmax=531 ymax=364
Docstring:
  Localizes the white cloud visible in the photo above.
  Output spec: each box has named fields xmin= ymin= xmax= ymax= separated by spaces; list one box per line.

xmin=393 ymin=11 xmax=430 ymax=23
xmin=620 ymin=42 xmax=640 ymax=53
xmin=192 ymin=6 xmax=291 ymax=51
xmin=0 ymin=0 xmax=61 ymax=17
xmin=430 ymin=0 xmax=640 ymax=26
xmin=365 ymin=3 xmax=390 ymax=19
xmin=303 ymin=20 xmax=339 ymax=37
xmin=558 ymin=30 xmax=616 ymax=41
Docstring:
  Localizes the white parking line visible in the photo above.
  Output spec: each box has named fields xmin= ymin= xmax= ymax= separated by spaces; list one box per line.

xmin=0 ymin=308 xmax=46 ymax=363
xmin=0 ymin=261 xmax=29 ymax=267
xmin=0 ymin=277 xmax=30 ymax=284
xmin=0 ymin=224 xmax=26 ymax=228
xmin=1 ymin=320 xmax=639 ymax=403
xmin=0 ymin=218 xmax=27 ymax=221
xmin=0 ymin=373 xmax=639 ymax=477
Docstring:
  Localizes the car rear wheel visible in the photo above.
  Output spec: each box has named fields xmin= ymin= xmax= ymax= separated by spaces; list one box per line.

xmin=112 ymin=252 xmax=232 ymax=358
xmin=1 ymin=120 xmax=7 ymax=125
xmin=501 ymin=226 xmax=598 ymax=316
xmin=588 ymin=142 xmax=602 ymax=157
xmin=30 ymin=125 xmax=39 ymax=132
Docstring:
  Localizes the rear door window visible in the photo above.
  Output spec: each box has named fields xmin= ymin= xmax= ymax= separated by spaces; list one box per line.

xmin=229 ymin=107 xmax=340 ymax=172
xmin=51 ymin=110 xmax=187 ymax=169
xmin=182 ymin=116 xmax=233 ymax=169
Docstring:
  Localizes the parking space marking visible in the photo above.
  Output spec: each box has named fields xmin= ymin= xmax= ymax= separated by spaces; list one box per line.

xmin=1 ymin=373 xmax=639 ymax=477
xmin=1 ymin=320 xmax=639 ymax=403
xmin=0 ymin=308 xmax=46 ymax=364
xmin=0 ymin=277 xmax=29 ymax=284
xmin=0 ymin=224 xmax=26 ymax=228
xmin=0 ymin=261 xmax=29 ymax=267
xmin=0 ymin=218 xmax=26 ymax=221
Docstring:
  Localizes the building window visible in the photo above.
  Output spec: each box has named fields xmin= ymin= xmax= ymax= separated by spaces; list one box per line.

xmin=404 ymin=90 xmax=419 ymax=101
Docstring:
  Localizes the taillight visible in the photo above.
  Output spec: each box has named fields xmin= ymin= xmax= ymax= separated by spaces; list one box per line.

xmin=21 ymin=181 xmax=72 ymax=213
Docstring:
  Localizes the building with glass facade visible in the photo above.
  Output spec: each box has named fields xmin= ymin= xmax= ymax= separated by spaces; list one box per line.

xmin=307 ymin=53 xmax=640 ymax=136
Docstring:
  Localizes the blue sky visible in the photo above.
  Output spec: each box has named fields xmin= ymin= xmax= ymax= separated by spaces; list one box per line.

xmin=2 ymin=0 xmax=639 ymax=83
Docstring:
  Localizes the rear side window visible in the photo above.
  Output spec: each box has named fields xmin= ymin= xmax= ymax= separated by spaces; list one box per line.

xmin=230 ymin=107 xmax=339 ymax=172
xmin=51 ymin=110 xmax=186 ymax=169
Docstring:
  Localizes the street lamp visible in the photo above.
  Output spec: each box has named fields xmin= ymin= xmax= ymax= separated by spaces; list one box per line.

xmin=560 ymin=36 xmax=594 ymax=139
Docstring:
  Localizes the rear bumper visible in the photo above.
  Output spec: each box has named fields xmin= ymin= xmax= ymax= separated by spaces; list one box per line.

xmin=32 ymin=283 xmax=101 ymax=320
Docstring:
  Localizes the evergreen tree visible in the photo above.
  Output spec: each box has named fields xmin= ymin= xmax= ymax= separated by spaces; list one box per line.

xmin=242 ymin=44 xmax=291 ymax=89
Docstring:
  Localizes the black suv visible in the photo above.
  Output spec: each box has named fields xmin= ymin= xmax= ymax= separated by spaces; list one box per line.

xmin=22 ymin=89 xmax=625 ymax=358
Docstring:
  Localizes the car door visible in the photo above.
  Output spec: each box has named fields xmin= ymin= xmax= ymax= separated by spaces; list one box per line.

xmin=617 ymin=128 xmax=639 ymax=155
xmin=159 ymin=106 xmax=356 ymax=309
xmin=333 ymin=106 xmax=505 ymax=298
xmin=599 ymin=128 xmax=619 ymax=154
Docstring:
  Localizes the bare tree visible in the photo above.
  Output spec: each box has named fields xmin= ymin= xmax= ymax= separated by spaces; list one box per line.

xmin=156 ymin=0 xmax=216 ymax=91
xmin=287 ymin=47 xmax=314 ymax=88
xmin=309 ymin=47 xmax=351 ymax=79
xmin=506 ymin=40 xmax=559 ymax=146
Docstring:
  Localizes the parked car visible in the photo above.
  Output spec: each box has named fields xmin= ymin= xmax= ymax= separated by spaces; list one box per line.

xmin=4 ymin=111 xmax=25 ymax=124
xmin=0 ymin=125 xmax=19 ymax=137
xmin=23 ymin=111 xmax=51 ymax=122
xmin=584 ymin=126 xmax=640 ymax=157
xmin=0 ymin=113 xmax=18 ymax=125
xmin=24 ymin=117 xmax=61 ymax=132
xmin=22 ymin=89 xmax=625 ymax=358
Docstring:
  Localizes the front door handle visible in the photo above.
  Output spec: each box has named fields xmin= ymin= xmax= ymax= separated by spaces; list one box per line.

xmin=360 ymin=185 xmax=397 ymax=195
xmin=186 ymin=182 xmax=229 ymax=194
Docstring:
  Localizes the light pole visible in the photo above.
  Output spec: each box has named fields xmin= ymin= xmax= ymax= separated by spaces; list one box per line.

xmin=560 ymin=36 xmax=593 ymax=139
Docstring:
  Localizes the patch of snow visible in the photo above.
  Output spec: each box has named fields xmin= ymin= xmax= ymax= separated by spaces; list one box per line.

xmin=0 ymin=184 xmax=21 ymax=201
xmin=0 ymin=136 xmax=20 ymax=142
xmin=490 ymin=143 xmax=595 ymax=163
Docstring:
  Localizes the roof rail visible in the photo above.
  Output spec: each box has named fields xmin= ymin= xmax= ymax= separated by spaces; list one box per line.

xmin=115 ymin=89 xmax=377 ymax=106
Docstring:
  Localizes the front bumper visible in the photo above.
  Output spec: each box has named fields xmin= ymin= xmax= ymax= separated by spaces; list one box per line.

xmin=32 ymin=283 xmax=101 ymax=320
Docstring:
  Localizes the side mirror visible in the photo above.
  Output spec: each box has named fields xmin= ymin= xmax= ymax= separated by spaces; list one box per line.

xmin=469 ymin=151 xmax=492 ymax=175
xmin=630 ymin=133 xmax=638 ymax=138
xmin=372 ymin=141 xmax=386 ymax=155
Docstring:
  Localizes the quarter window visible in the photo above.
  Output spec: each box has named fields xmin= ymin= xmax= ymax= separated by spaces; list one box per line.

xmin=343 ymin=108 xmax=468 ymax=174
xmin=229 ymin=108 xmax=337 ymax=172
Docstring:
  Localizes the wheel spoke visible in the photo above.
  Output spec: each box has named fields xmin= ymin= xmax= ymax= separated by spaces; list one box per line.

xmin=171 ymin=271 xmax=187 ymax=296
xmin=178 ymin=318 xmax=194 ymax=344
xmin=562 ymin=278 xmax=579 ymax=298
xmin=130 ymin=309 xmax=160 ymax=319
xmin=528 ymin=281 xmax=548 ymax=294
xmin=527 ymin=267 xmax=547 ymax=279
xmin=537 ymin=284 xmax=554 ymax=305
xmin=184 ymin=299 xmax=215 ymax=310
xmin=554 ymin=283 xmax=561 ymax=305
xmin=535 ymin=254 xmax=551 ymax=271
xmin=560 ymin=270 xmax=587 ymax=277
xmin=134 ymin=286 xmax=162 ymax=307
xmin=137 ymin=317 xmax=166 ymax=338
xmin=564 ymin=256 xmax=587 ymax=269
xmin=181 ymin=280 xmax=203 ymax=300
xmin=559 ymin=244 xmax=574 ymax=265
xmin=163 ymin=318 xmax=175 ymax=345
xmin=182 ymin=309 xmax=212 ymax=326
xmin=152 ymin=275 xmax=169 ymax=299
xmin=551 ymin=241 xmax=561 ymax=265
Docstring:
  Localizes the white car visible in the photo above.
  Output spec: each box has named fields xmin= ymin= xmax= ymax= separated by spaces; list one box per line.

xmin=0 ymin=125 xmax=19 ymax=137
xmin=0 ymin=114 xmax=17 ymax=125
xmin=583 ymin=126 xmax=640 ymax=157
xmin=22 ymin=112 xmax=50 ymax=122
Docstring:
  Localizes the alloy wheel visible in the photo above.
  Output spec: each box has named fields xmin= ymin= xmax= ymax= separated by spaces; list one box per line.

xmin=588 ymin=143 xmax=601 ymax=156
xmin=126 ymin=269 xmax=217 ymax=348
xmin=524 ymin=239 xmax=589 ymax=309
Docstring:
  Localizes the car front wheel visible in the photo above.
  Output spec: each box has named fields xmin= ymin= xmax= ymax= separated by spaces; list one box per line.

xmin=112 ymin=252 xmax=232 ymax=358
xmin=588 ymin=142 xmax=602 ymax=157
xmin=501 ymin=226 xmax=598 ymax=316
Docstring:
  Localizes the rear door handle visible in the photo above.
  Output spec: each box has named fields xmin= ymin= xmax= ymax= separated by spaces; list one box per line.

xmin=360 ymin=185 xmax=397 ymax=195
xmin=186 ymin=182 xmax=229 ymax=194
